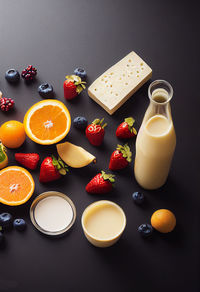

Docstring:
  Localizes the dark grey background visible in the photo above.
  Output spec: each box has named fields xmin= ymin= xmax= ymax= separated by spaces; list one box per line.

xmin=0 ymin=0 xmax=199 ymax=291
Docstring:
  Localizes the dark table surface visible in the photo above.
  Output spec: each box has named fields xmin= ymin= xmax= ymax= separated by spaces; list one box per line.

xmin=0 ymin=0 xmax=199 ymax=291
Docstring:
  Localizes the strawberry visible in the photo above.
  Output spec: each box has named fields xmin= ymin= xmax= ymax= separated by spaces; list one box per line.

xmin=85 ymin=118 xmax=107 ymax=146
xmin=63 ymin=75 xmax=86 ymax=100
xmin=15 ymin=153 xmax=40 ymax=170
xmin=39 ymin=156 xmax=68 ymax=183
xmin=116 ymin=117 xmax=137 ymax=139
xmin=109 ymin=144 xmax=132 ymax=170
xmin=86 ymin=171 xmax=115 ymax=194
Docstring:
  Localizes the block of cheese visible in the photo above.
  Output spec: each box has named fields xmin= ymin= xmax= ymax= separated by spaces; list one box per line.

xmin=88 ymin=51 xmax=152 ymax=115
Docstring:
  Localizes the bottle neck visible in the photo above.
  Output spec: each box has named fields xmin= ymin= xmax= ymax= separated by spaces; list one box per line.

xmin=149 ymin=88 xmax=171 ymax=120
xmin=143 ymin=80 xmax=173 ymax=124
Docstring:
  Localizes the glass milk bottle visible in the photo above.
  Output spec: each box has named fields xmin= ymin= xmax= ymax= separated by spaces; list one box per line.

xmin=134 ymin=80 xmax=176 ymax=190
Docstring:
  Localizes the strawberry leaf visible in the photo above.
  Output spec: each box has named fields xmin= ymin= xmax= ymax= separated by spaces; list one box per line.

xmin=76 ymin=85 xmax=84 ymax=94
xmin=51 ymin=155 xmax=58 ymax=165
xmin=101 ymin=171 xmax=115 ymax=183
xmin=124 ymin=117 xmax=137 ymax=134
xmin=125 ymin=117 xmax=135 ymax=127
xmin=117 ymin=143 xmax=132 ymax=162
xmin=58 ymin=157 xmax=65 ymax=168
xmin=92 ymin=119 xmax=101 ymax=125
xmin=66 ymin=75 xmax=86 ymax=95
xmin=51 ymin=155 xmax=69 ymax=176
xmin=92 ymin=118 xmax=107 ymax=128
xmin=132 ymin=128 xmax=137 ymax=135
xmin=59 ymin=169 xmax=67 ymax=175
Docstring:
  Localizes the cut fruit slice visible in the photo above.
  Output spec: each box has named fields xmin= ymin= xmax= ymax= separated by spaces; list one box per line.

xmin=56 ymin=142 xmax=96 ymax=168
xmin=24 ymin=100 xmax=71 ymax=145
xmin=0 ymin=166 xmax=35 ymax=206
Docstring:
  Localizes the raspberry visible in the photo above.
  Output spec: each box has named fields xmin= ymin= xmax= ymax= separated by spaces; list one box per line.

xmin=21 ymin=65 xmax=37 ymax=81
xmin=0 ymin=97 xmax=15 ymax=112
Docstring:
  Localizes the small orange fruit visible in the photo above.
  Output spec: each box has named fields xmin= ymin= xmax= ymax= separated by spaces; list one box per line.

xmin=151 ymin=209 xmax=176 ymax=233
xmin=0 ymin=166 xmax=35 ymax=206
xmin=24 ymin=99 xmax=71 ymax=145
xmin=0 ymin=120 xmax=26 ymax=148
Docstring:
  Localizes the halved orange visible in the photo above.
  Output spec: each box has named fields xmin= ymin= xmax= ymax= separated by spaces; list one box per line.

xmin=0 ymin=166 xmax=35 ymax=206
xmin=24 ymin=100 xmax=71 ymax=145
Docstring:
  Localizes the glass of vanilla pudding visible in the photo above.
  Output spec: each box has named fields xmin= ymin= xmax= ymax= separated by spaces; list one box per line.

xmin=134 ymin=80 xmax=176 ymax=190
xmin=81 ymin=200 xmax=126 ymax=248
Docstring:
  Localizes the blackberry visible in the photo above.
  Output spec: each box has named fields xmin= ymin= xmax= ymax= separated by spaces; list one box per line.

xmin=21 ymin=65 xmax=37 ymax=81
xmin=0 ymin=97 xmax=15 ymax=112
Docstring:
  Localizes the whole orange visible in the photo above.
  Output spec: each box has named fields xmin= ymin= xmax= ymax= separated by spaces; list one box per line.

xmin=0 ymin=120 xmax=26 ymax=148
xmin=151 ymin=209 xmax=176 ymax=233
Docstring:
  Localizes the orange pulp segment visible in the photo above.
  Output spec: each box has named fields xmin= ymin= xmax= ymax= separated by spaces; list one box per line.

xmin=24 ymin=100 xmax=71 ymax=145
xmin=0 ymin=166 xmax=35 ymax=206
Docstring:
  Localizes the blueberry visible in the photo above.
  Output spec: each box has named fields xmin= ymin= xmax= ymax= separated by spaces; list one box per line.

xmin=5 ymin=69 xmax=20 ymax=83
xmin=0 ymin=231 xmax=5 ymax=245
xmin=132 ymin=192 xmax=144 ymax=205
xmin=0 ymin=213 xmax=13 ymax=230
xmin=138 ymin=224 xmax=153 ymax=238
xmin=13 ymin=219 xmax=26 ymax=231
xmin=38 ymin=83 xmax=54 ymax=98
xmin=73 ymin=116 xmax=88 ymax=130
xmin=74 ymin=67 xmax=87 ymax=79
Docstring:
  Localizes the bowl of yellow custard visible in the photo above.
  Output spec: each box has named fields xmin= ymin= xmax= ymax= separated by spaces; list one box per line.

xmin=81 ymin=200 xmax=126 ymax=248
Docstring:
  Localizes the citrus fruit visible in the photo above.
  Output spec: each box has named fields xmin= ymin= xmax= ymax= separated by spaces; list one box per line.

xmin=0 ymin=120 xmax=26 ymax=148
xmin=151 ymin=209 xmax=176 ymax=233
xmin=24 ymin=100 xmax=71 ymax=145
xmin=0 ymin=166 xmax=35 ymax=206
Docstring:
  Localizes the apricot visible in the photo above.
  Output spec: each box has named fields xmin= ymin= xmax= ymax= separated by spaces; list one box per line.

xmin=0 ymin=120 xmax=26 ymax=149
xmin=151 ymin=209 xmax=176 ymax=233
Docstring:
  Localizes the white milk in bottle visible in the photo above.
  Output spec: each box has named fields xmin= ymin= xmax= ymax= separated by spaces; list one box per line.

xmin=134 ymin=80 xmax=176 ymax=190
